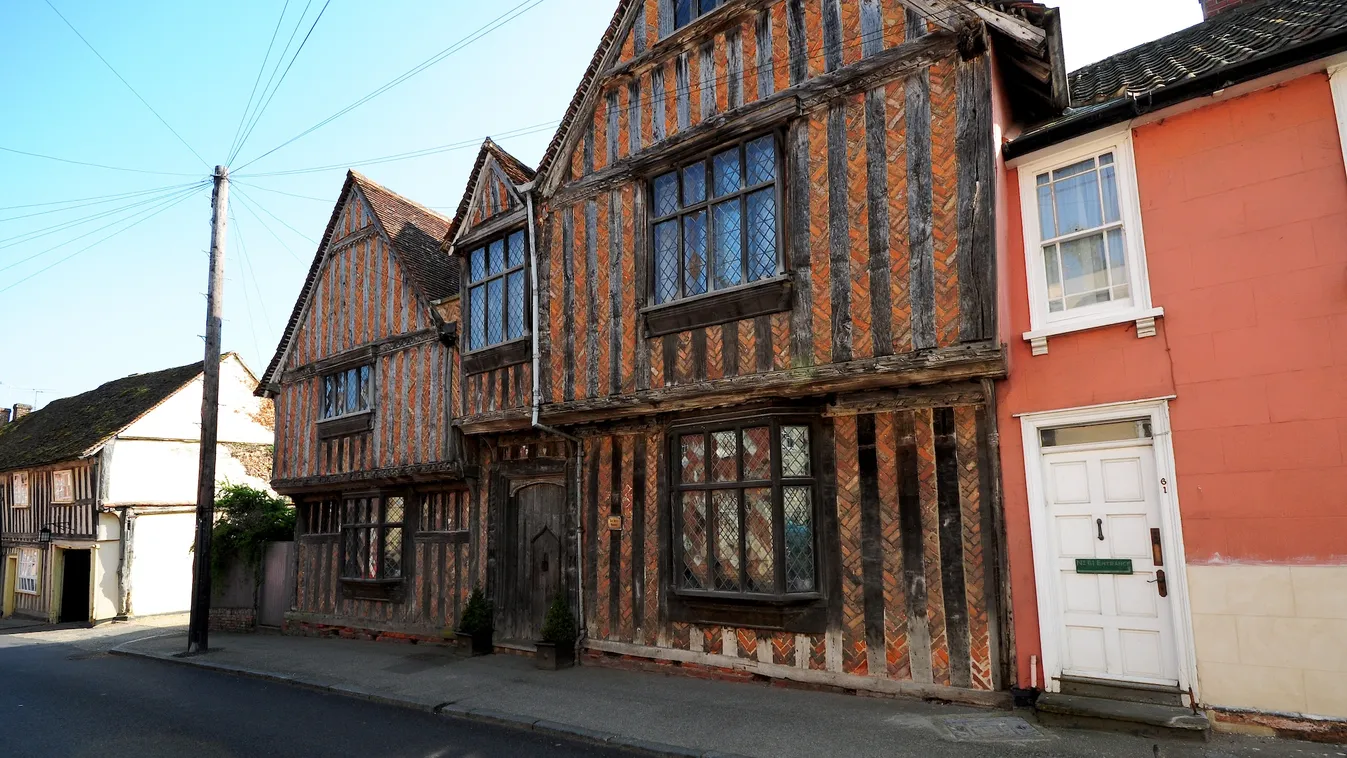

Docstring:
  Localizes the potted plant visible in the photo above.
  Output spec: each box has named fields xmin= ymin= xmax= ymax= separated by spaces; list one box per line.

xmin=457 ymin=588 xmax=494 ymax=655
xmin=535 ymin=594 xmax=577 ymax=670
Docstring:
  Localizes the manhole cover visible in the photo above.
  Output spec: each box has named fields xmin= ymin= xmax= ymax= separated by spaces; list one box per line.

xmin=938 ymin=716 xmax=1046 ymax=742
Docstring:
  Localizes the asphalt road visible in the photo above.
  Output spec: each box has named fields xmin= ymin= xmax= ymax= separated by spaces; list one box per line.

xmin=0 ymin=633 xmax=633 ymax=758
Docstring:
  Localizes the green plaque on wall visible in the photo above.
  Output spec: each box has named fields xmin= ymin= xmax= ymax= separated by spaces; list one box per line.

xmin=1075 ymin=558 xmax=1133 ymax=575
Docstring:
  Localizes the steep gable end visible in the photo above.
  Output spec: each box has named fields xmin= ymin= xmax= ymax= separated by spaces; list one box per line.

xmin=446 ymin=139 xmax=537 ymax=245
xmin=260 ymin=172 xmax=454 ymax=389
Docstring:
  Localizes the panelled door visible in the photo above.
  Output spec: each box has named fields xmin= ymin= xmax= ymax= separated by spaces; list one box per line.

xmin=499 ymin=481 xmax=565 ymax=642
xmin=1042 ymin=435 xmax=1178 ymax=685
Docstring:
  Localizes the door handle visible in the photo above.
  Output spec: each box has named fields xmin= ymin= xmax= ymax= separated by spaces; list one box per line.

xmin=1147 ymin=569 xmax=1168 ymax=598
xmin=1096 ymin=518 xmax=1104 ymax=541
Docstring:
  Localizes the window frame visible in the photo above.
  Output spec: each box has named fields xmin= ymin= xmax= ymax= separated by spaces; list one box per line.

xmin=1016 ymin=128 xmax=1160 ymax=344
xmin=52 ymin=470 xmax=73 ymax=504
xmin=666 ymin=0 xmax=727 ymax=35
xmin=12 ymin=472 xmax=29 ymax=508
xmin=647 ymin=131 xmax=786 ymax=306
xmin=463 ymin=226 xmax=531 ymax=355
xmin=17 ymin=547 xmax=39 ymax=595
xmin=339 ymin=491 xmax=407 ymax=586
xmin=318 ymin=364 xmax=374 ymax=422
xmin=668 ymin=412 xmax=822 ymax=604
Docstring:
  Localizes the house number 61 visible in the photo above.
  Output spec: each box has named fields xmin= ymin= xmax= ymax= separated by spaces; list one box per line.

xmin=1160 ymin=477 xmax=1168 ymax=493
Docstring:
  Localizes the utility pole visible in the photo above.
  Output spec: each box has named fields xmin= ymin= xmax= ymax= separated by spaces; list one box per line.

xmin=187 ymin=165 xmax=229 ymax=654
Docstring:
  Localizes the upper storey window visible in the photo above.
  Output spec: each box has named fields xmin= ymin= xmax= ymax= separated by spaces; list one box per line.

xmin=467 ymin=229 xmax=527 ymax=351
xmin=672 ymin=0 xmax=724 ymax=32
xmin=1017 ymin=129 xmax=1158 ymax=352
xmin=322 ymin=365 xmax=372 ymax=420
xmin=650 ymin=134 xmax=781 ymax=304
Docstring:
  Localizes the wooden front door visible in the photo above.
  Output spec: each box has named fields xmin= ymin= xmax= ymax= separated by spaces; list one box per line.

xmin=500 ymin=481 xmax=566 ymax=642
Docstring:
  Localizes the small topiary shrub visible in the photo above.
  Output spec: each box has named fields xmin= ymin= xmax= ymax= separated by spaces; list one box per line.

xmin=539 ymin=594 xmax=577 ymax=645
xmin=459 ymin=587 xmax=493 ymax=636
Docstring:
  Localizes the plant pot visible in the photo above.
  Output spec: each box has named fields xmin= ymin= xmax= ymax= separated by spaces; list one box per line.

xmin=534 ymin=641 xmax=575 ymax=670
xmin=470 ymin=630 xmax=494 ymax=656
xmin=453 ymin=631 xmax=475 ymax=654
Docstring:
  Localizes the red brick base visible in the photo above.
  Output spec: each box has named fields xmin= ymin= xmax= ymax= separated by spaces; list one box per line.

xmin=283 ymin=619 xmax=448 ymax=645
xmin=209 ymin=607 xmax=256 ymax=633
xmin=1210 ymin=708 xmax=1347 ymax=744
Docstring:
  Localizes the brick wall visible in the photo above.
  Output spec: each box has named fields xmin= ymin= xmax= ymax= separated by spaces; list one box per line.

xmin=209 ymin=607 xmax=256 ymax=633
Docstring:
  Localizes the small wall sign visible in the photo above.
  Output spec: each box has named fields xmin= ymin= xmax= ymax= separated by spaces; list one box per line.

xmin=1075 ymin=558 xmax=1133 ymax=575
xmin=607 ymin=515 xmax=623 ymax=530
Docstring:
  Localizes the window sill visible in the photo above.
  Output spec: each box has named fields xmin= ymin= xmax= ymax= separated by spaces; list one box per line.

xmin=667 ymin=588 xmax=827 ymax=633
xmin=642 ymin=275 xmax=792 ymax=337
xmin=340 ymin=578 xmax=404 ymax=602
xmin=462 ymin=337 xmax=531 ymax=375
xmin=1022 ymin=306 xmax=1163 ymax=356
xmin=317 ymin=411 xmax=374 ymax=439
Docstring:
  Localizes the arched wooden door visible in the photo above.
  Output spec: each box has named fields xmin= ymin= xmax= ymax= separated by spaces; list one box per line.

xmin=500 ymin=481 xmax=566 ymax=642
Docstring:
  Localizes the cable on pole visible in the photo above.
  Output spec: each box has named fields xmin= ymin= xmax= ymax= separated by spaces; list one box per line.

xmin=225 ymin=0 xmax=294 ymax=165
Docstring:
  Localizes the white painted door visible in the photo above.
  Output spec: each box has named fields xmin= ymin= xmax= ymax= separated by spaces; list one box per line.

xmin=1043 ymin=441 xmax=1178 ymax=685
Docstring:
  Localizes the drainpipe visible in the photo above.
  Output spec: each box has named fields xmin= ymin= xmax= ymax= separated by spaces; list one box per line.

xmin=524 ymin=184 xmax=586 ymax=647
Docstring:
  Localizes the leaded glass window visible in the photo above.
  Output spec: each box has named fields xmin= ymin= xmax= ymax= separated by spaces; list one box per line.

xmin=341 ymin=494 xmax=405 ymax=581
xmin=673 ymin=417 xmax=817 ymax=599
xmin=466 ymin=228 xmax=528 ymax=351
xmin=650 ymin=134 xmax=780 ymax=304
xmin=321 ymin=365 xmax=372 ymax=420
xmin=670 ymin=0 xmax=724 ymax=33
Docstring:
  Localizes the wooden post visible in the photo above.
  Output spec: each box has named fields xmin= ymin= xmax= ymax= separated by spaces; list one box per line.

xmin=187 ymin=165 xmax=229 ymax=654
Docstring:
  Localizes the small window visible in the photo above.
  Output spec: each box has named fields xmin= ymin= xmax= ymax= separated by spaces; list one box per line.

xmin=673 ymin=417 xmax=817 ymax=599
xmin=341 ymin=494 xmax=405 ymax=581
xmin=12 ymin=472 xmax=29 ymax=508
xmin=17 ymin=548 xmax=39 ymax=595
xmin=302 ymin=498 xmax=341 ymax=535
xmin=466 ymin=229 xmax=528 ymax=351
xmin=52 ymin=470 xmax=73 ymax=504
xmin=671 ymin=0 xmax=724 ymax=32
xmin=650 ymin=134 xmax=781 ymax=304
xmin=1041 ymin=419 xmax=1152 ymax=448
xmin=321 ymin=365 xmax=372 ymax=420
xmin=1019 ymin=132 xmax=1155 ymax=340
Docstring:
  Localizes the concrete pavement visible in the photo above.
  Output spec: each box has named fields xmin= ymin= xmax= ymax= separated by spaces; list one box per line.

xmin=110 ymin=628 xmax=1347 ymax=758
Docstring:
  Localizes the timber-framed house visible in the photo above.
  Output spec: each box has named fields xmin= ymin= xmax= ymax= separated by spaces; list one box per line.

xmin=258 ymin=171 xmax=473 ymax=638
xmin=440 ymin=0 xmax=1068 ymax=701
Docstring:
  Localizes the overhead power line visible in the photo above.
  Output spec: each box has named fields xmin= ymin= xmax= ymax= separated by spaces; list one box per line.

xmin=225 ymin=0 xmax=294 ymax=164
xmin=231 ymin=191 xmax=305 ymax=263
xmin=0 ymin=182 xmax=206 ymax=250
xmin=42 ymin=0 xmax=209 ymax=169
xmin=0 ymin=181 xmax=202 ymax=223
xmin=232 ymin=186 xmax=317 ymax=244
xmin=233 ymin=0 xmax=548 ymax=172
xmin=0 ymin=184 xmax=206 ymax=274
xmin=0 ymin=185 xmax=202 ymax=295
xmin=0 ymin=145 xmax=202 ymax=177
xmin=229 ymin=0 xmax=334 ymax=166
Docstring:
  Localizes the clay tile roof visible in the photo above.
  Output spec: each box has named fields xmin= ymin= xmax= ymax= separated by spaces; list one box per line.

xmin=1069 ymin=0 xmax=1347 ymax=107
xmin=258 ymin=172 xmax=455 ymax=390
xmin=445 ymin=139 xmax=537 ymax=244
xmin=0 ymin=361 xmax=206 ymax=471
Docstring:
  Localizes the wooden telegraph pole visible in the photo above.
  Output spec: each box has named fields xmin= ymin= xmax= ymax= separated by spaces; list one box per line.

xmin=187 ymin=165 xmax=229 ymax=654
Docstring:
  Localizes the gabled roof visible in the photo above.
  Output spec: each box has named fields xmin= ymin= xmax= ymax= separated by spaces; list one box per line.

xmin=0 ymin=361 xmax=206 ymax=472
xmin=1008 ymin=0 xmax=1347 ymax=157
xmin=444 ymin=138 xmax=537 ymax=244
xmin=258 ymin=171 xmax=454 ymax=390
xmin=534 ymin=0 xmax=1063 ymax=190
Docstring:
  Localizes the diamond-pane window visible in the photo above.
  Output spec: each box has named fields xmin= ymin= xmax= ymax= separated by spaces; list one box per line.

xmin=648 ymin=133 xmax=779 ymax=303
xmin=321 ymin=363 xmax=372 ymax=420
xmin=506 ymin=271 xmax=526 ymax=339
xmin=341 ymin=495 xmax=406 ymax=581
xmin=673 ymin=417 xmax=816 ymax=599
xmin=465 ymin=227 xmax=528 ymax=350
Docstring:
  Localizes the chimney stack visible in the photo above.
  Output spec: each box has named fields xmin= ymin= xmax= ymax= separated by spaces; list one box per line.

xmin=12 ymin=403 xmax=32 ymax=420
xmin=0 ymin=408 xmax=10 ymax=426
xmin=1200 ymin=0 xmax=1256 ymax=18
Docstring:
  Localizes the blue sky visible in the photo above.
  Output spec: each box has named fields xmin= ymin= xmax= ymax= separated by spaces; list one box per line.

xmin=0 ymin=0 xmax=1201 ymax=411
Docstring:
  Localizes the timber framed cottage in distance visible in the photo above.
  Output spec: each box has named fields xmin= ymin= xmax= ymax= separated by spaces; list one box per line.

xmin=257 ymin=171 xmax=471 ymax=637
xmin=441 ymin=0 xmax=1067 ymax=701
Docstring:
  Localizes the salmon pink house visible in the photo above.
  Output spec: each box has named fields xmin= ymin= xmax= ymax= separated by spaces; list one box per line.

xmin=996 ymin=0 xmax=1347 ymax=740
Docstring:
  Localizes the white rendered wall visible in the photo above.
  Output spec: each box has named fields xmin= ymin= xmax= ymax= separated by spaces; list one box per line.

xmin=118 ymin=355 xmax=272 ymax=444
xmin=127 ymin=511 xmax=195 ymax=616
xmin=104 ymin=440 xmax=272 ymax=506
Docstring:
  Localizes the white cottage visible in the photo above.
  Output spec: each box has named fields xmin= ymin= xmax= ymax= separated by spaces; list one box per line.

xmin=0 ymin=354 xmax=273 ymax=623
